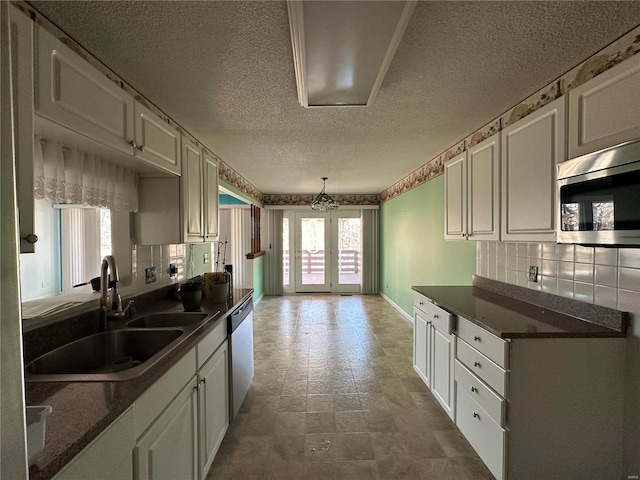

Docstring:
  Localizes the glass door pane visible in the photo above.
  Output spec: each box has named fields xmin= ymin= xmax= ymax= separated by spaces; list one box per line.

xmin=295 ymin=213 xmax=330 ymax=292
xmin=337 ymin=217 xmax=361 ymax=285
xmin=283 ymin=217 xmax=290 ymax=286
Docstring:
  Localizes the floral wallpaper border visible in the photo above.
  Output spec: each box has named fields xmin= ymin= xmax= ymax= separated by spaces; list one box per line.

xmin=380 ymin=25 xmax=640 ymax=203
xmin=263 ymin=193 xmax=380 ymax=206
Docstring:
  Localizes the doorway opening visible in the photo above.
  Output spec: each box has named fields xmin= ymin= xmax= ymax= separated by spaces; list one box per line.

xmin=284 ymin=210 xmax=361 ymax=294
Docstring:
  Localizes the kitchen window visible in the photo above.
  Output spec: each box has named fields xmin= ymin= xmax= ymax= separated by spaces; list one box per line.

xmin=59 ymin=207 xmax=111 ymax=293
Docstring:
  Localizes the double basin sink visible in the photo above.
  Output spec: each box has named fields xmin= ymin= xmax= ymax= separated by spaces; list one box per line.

xmin=26 ymin=311 xmax=218 ymax=382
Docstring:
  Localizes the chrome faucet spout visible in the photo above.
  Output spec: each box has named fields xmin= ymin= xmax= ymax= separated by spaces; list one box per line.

xmin=100 ymin=255 xmax=123 ymax=329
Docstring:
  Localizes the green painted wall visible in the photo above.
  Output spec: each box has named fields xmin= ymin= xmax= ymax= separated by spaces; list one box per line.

xmin=380 ymin=175 xmax=476 ymax=316
xmin=252 ymin=255 xmax=264 ymax=301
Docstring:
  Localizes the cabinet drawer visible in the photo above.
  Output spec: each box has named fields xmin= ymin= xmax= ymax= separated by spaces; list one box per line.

xmin=197 ymin=319 xmax=226 ymax=369
xmin=456 ymin=389 xmax=506 ymax=480
xmin=455 ymin=360 xmax=505 ymax=426
xmin=457 ymin=316 xmax=508 ymax=368
xmin=414 ymin=293 xmax=454 ymax=334
xmin=457 ymin=339 xmax=507 ymax=397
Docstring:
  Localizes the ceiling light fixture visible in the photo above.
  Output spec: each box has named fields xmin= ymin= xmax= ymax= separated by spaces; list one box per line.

xmin=311 ymin=177 xmax=339 ymax=211
xmin=287 ymin=0 xmax=416 ymax=108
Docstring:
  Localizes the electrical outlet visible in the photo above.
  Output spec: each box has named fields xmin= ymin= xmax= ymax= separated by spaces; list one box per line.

xmin=528 ymin=265 xmax=539 ymax=282
xmin=169 ymin=263 xmax=177 ymax=277
xmin=145 ymin=266 xmax=157 ymax=284
xmin=203 ymin=253 xmax=209 ymax=264
xmin=386 ymin=282 xmax=389 ymax=288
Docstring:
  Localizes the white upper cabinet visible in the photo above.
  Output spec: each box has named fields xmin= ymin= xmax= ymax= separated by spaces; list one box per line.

xmin=501 ymin=97 xmax=566 ymax=242
xmin=569 ymin=54 xmax=640 ymax=159
xmin=35 ymin=25 xmax=181 ymax=175
xmin=203 ymin=151 xmax=220 ymax=240
xmin=134 ymin=100 xmax=181 ymax=175
xmin=135 ymin=139 xmax=219 ymax=245
xmin=444 ymin=152 xmax=467 ymax=239
xmin=182 ymin=140 xmax=205 ymax=242
xmin=35 ymin=25 xmax=135 ymax=156
xmin=468 ymin=134 xmax=500 ymax=241
xmin=445 ymin=133 xmax=500 ymax=241
xmin=10 ymin=5 xmax=37 ymax=253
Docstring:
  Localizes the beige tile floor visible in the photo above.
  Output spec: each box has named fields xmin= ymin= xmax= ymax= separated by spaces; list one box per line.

xmin=207 ymin=295 xmax=493 ymax=480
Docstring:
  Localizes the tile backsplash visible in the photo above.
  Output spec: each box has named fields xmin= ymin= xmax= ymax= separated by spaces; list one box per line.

xmin=476 ymin=242 xmax=640 ymax=316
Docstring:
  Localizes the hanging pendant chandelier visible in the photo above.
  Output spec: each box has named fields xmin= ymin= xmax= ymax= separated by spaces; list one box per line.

xmin=311 ymin=177 xmax=339 ymax=211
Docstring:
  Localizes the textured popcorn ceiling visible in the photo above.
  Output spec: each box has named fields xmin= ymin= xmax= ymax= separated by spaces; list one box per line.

xmin=30 ymin=1 xmax=640 ymax=195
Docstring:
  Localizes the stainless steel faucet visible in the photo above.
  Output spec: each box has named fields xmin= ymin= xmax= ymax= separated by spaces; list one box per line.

xmin=100 ymin=255 xmax=133 ymax=329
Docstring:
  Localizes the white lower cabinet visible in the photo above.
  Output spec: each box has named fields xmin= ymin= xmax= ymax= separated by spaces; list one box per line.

xmin=413 ymin=307 xmax=431 ymax=388
xmin=197 ymin=341 xmax=229 ymax=480
xmin=134 ymin=323 xmax=229 ymax=480
xmin=134 ymin=378 xmax=199 ymax=480
xmin=454 ymin=315 xmax=625 ymax=480
xmin=53 ymin=407 xmax=135 ymax=480
xmin=413 ymin=292 xmax=455 ymax=420
xmin=455 ymin=386 xmax=506 ymax=480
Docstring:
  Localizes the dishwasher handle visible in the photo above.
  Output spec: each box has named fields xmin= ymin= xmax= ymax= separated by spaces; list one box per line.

xmin=228 ymin=297 xmax=253 ymax=333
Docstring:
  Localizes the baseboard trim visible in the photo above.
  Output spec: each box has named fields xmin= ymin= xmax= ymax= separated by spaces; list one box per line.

xmin=381 ymin=293 xmax=413 ymax=324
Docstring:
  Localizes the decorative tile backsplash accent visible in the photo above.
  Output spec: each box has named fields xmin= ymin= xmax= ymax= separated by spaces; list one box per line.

xmin=476 ymin=241 xmax=640 ymax=317
xmin=380 ymin=25 xmax=640 ymax=203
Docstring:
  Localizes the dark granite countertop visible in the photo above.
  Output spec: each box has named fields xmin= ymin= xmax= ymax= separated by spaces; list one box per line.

xmin=25 ymin=287 xmax=253 ymax=480
xmin=412 ymin=282 xmax=627 ymax=339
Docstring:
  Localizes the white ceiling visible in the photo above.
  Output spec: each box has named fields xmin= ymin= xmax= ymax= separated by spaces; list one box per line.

xmin=29 ymin=1 xmax=640 ymax=195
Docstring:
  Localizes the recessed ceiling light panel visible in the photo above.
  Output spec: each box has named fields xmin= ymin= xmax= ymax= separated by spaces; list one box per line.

xmin=288 ymin=0 xmax=416 ymax=108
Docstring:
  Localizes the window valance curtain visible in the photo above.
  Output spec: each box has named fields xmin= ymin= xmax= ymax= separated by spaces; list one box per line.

xmin=34 ymin=137 xmax=138 ymax=211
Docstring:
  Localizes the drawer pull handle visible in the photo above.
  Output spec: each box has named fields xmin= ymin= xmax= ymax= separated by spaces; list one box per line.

xmin=419 ymin=302 xmax=424 ymax=306
xmin=473 ymin=412 xmax=480 ymax=419
xmin=473 ymin=335 xmax=481 ymax=342
xmin=434 ymin=314 xmax=439 ymax=319
xmin=474 ymin=361 xmax=481 ymax=368
xmin=470 ymin=386 xmax=478 ymax=393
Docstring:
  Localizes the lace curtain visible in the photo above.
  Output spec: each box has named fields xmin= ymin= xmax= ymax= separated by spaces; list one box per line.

xmin=34 ymin=137 xmax=139 ymax=211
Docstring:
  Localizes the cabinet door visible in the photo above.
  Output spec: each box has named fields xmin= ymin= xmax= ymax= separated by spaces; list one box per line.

xmin=467 ymin=134 xmax=500 ymax=241
xmin=134 ymin=100 xmax=181 ymax=175
xmin=444 ymin=152 xmax=467 ymax=240
xmin=135 ymin=378 xmax=198 ymax=480
xmin=54 ymin=407 xmax=135 ymax=480
xmin=9 ymin=5 xmax=37 ymax=253
xmin=203 ymin=152 xmax=219 ymax=241
xmin=569 ymin=54 xmax=640 ymax=158
xmin=198 ymin=341 xmax=229 ymax=479
xmin=182 ymin=140 xmax=204 ymax=242
xmin=501 ymin=97 xmax=566 ymax=242
xmin=35 ymin=26 xmax=134 ymax=155
xmin=431 ymin=324 xmax=455 ymax=421
xmin=413 ymin=309 xmax=431 ymax=388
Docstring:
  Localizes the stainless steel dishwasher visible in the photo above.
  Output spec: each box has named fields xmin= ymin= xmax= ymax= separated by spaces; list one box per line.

xmin=227 ymin=297 xmax=254 ymax=420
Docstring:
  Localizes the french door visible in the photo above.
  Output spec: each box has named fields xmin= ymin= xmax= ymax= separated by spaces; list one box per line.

xmin=289 ymin=210 xmax=362 ymax=293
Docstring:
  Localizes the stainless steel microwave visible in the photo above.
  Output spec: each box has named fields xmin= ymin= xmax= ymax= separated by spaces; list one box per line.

xmin=557 ymin=138 xmax=640 ymax=246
